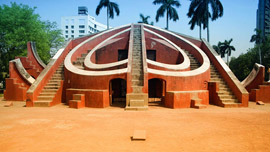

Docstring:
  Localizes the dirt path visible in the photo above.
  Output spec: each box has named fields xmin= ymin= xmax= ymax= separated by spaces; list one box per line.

xmin=0 ymin=99 xmax=270 ymax=152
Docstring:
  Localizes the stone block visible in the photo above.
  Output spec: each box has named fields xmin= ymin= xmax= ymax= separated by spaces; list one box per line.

xmin=132 ymin=130 xmax=146 ymax=141
xmin=256 ymin=101 xmax=265 ymax=105
xmin=4 ymin=101 xmax=13 ymax=107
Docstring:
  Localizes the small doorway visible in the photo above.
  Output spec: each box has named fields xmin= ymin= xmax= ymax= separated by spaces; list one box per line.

xmin=147 ymin=50 xmax=156 ymax=61
xmin=118 ymin=49 xmax=128 ymax=61
xmin=148 ymin=78 xmax=166 ymax=106
xmin=109 ymin=78 xmax=126 ymax=108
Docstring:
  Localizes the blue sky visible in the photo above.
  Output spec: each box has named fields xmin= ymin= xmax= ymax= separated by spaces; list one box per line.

xmin=1 ymin=0 xmax=258 ymax=58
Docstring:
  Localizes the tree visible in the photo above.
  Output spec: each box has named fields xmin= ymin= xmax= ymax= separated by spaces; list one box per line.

xmin=250 ymin=28 xmax=264 ymax=64
xmin=138 ymin=14 xmax=154 ymax=25
xmin=187 ymin=0 xmax=207 ymax=39
xmin=212 ymin=41 xmax=224 ymax=56
xmin=229 ymin=49 xmax=258 ymax=81
xmin=153 ymin=0 xmax=181 ymax=30
xmin=219 ymin=38 xmax=235 ymax=65
xmin=230 ymin=36 xmax=270 ymax=82
xmin=96 ymin=0 xmax=120 ymax=30
xmin=43 ymin=21 xmax=65 ymax=56
xmin=187 ymin=0 xmax=223 ymax=42
xmin=0 ymin=2 xmax=64 ymax=88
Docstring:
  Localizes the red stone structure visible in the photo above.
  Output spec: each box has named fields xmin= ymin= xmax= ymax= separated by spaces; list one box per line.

xmin=4 ymin=42 xmax=45 ymax=101
xmin=4 ymin=24 xmax=251 ymax=109
xmin=242 ymin=63 xmax=270 ymax=103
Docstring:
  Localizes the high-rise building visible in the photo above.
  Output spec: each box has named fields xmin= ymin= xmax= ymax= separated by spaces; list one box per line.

xmin=257 ymin=0 xmax=270 ymax=37
xmin=61 ymin=7 xmax=107 ymax=40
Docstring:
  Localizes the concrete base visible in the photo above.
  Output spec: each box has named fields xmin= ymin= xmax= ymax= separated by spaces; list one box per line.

xmin=126 ymin=93 xmax=148 ymax=110
xmin=125 ymin=106 xmax=148 ymax=111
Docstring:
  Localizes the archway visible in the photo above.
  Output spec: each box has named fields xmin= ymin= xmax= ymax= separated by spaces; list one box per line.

xmin=109 ymin=78 xmax=126 ymax=108
xmin=148 ymin=78 xmax=166 ymax=106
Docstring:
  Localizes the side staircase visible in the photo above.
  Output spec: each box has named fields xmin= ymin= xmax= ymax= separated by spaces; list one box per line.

xmin=125 ymin=25 xmax=148 ymax=110
xmin=210 ymin=64 xmax=240 ymax=107
xmin=73 ymin=50 xmax=91 ymax=70
xmin=184 ymin=50 xmax=200 ymax=70
xmin=34 ymin=63 xmax=64 ymax=107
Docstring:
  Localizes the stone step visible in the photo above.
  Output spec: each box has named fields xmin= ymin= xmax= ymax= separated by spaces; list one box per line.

xmin=39 ymin=92 xmax=56 ymax=96
xmin=42 ymin=89 xmax=58 ymax=93
xmin=130 ymin=99 xmax=145 ymax=107
xmin=218 ymin=91 xmax=233 ymax=95
xmin=219 ymin=94 xmax=236 ymax=99
xmin=49 ymin=80 xmax=61 ymax=83
xmin=81 ymin=53 xmax=87 ymax=58
xmin=34 ymin=101 xmax=51 ymax=107
xmin=37 ymin=96 xmax=54 ymax=101
xmin=44 ymin=86 xmax=60 ymax=89
xmin=132 ymin=86 xmax=143 ymax=93
xmin=221 ymin=99 xmax=238 ymax=103
xmin=193 ymin=103 xmax=207 ymax=109
xmin=222 ymin=102 xmax=240 ymax=108
xmin=132 ymin=80 xmax=143 ymax=86
xmin=51 ymin=77 xmax=63 ymax=80
xmin=46 ymin=83 xmax=60 ymax=86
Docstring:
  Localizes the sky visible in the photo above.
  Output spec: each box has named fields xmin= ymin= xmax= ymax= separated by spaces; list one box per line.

xmin=0 ymin=0 xmax=259 ymax=58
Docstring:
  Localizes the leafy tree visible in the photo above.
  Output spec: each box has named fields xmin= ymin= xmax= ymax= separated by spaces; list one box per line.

xmin=44 ymin=21 xmax=65 ymax=56
xmin=230 ymin=37 xmax=270 ymax=81
xmin=153 ymin=0 xmax=181 ymax=30
xmin=0 ymin=2 xmax=64 ymax=88
xmin=187 ymin=0 xmax=223 ymax=42
xmin=96 ymin=0 xmax=120 ymax=30
xmin=229 ymin=49 xmax=258 ymax=81
xmin=138 ymin=14 xmax=154 ymax=25
xmin=250 ymin=28 xmax=265 ymax=64
xmin=219 ymin=38 xmax=235 ymax=65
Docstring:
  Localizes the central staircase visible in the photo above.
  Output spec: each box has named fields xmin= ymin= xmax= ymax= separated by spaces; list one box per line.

xmin=125 ymin=25 xmax=148 ymax=110
xmin=34 ymin=63 xmax=64 ymax=107
xmin=210 ymin=64 xmax=240 ymax=107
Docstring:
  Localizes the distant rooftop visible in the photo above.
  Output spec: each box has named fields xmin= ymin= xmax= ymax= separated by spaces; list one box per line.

xmin=78 ymin=6 xmax=88 ymax=15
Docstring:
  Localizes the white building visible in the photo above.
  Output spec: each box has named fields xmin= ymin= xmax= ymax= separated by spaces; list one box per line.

xmin=61 ymin=7 xmax=107 ymax=40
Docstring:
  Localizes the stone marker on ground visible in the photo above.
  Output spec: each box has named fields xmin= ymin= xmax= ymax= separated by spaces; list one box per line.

xmin=256 ymin=101 xmax=265 ymax=105
xmin=132 ymin=130 xmax=146 ymax=141
xmin=4 ymin=101 xmax=13 ymax=107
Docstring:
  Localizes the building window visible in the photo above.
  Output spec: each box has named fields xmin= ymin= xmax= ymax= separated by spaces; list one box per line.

xmin=71 ymin=25 xmax=74 ymax=29
xmin=65 ymin=19 xmax=69 ymax=24
xmin=65 ymin=30 xmax=68 ymax=34
xmin=79 ymin=35 xmax=84 ymax=37
xmin=65 ymin=26 xmax=68 ymax=29
xmin=79 ymin=30 xmax=85 ymax=33
xmin=71 ymin=30 xmax=74 ymax=33
xmin=65 ymin=35 xmax=68 ymax=38
xmin=79 ymin=19 xmax=85 ymax=24
xmin=71 ymin=35 xmax=74 ymax=38
xmin=71 ymin=19 xmax=74 ymax=24
xmin=94 ymin=24 xmax=97 ymax=28
xmin=79 ymin=25 xmax=85 ymax=28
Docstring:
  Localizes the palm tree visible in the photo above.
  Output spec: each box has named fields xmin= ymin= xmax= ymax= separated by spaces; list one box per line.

xmin=187 ymin=0 xmax=223 ymax=42
xmin=219 ymin=38 xmax=235 ymax=65
xmin=213 ymin=41 xmax=224 ymax=56
xmin=187 ymin=9 xmax=207 ymax=39
xmin=153 ymin=0 xmax=181 ymax=30
xmin=96 ymin=0 xmax=120 ymax=30
xmin=250 ymin=28 xmax=264 ymax=64
xmin=138 ymin=14 xmax=154 ymax=25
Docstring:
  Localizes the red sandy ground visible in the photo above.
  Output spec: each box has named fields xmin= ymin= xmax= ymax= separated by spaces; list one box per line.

xmin=0 ymin=98 xmax=270 ymax=152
